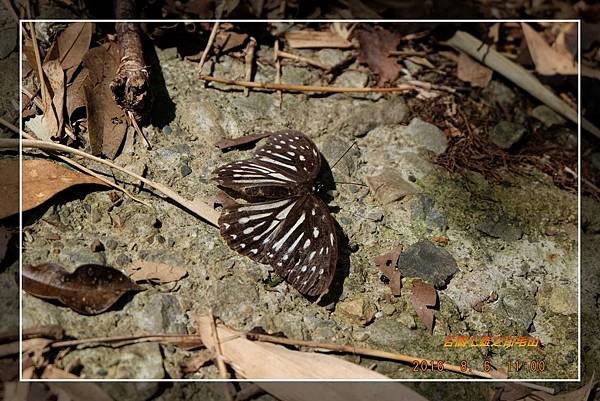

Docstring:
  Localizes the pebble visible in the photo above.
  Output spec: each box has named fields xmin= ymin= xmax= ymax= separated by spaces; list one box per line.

xmin=530 ymin=105 xmax=566 ymax=127
xmin=396 ymin=240 xmax=458 ymax=289
xmin=366 ymin=168 xmax=418 ymax=205
xmin=382 ymin=304 xmax=396 ymax=316
xmin=180 ymin=163 xmax=192 ymax=177
xmin=90 ymin=239 xmax=105 ymax=252
xmin=405 ymin=118 xmax=448 ymax=155
xmin=489 ymin=121 xmax=527 ymax=149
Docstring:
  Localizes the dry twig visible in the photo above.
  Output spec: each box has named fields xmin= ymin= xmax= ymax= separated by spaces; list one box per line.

xmin=243 ymin=38 xmax=257 ymax=97
xmin=201 ymin=75 xmax=416 ymax=94
xmin=198 ymin=22 xmax=220 ymax=74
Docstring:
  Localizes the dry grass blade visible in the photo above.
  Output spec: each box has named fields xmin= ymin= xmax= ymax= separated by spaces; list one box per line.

xmin=198 ymin=22 xmax=220 ymax=73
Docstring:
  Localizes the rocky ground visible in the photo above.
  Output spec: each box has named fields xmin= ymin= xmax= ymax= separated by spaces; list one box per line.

xmin=18 ymin=44 xmax=579 ymax=382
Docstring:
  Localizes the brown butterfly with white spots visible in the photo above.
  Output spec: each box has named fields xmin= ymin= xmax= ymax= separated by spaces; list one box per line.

xmin=213 ymin=130 xmax=338 ymax=296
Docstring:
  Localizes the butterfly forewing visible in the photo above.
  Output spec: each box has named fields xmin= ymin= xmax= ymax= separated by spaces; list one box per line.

xmin=214 ymin=131 xmax=321 ymax=200
xmin=219 ymin=194 xmax=337 ymax=296
xmin=214 ymin=130 xmax=338 ymax=296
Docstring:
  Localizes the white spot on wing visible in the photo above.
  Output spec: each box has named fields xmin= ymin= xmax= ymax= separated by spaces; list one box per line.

xmin=273 ymin=212 xmax=306 ymax=251
xmin=259 ymin=157 xmax=297 ymax=171
xmin=330 ymin=233 xmax=334 ymax=245
xmin=313 ymin=227 xmax=319 ymax=238
xmin=303 ymin=239 xmax=311 ymax=249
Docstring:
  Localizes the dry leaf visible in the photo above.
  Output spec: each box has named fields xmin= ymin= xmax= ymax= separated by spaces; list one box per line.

xmin=373 ymin=247 xmax=403 ymax=296
xmin=407 ymin=56 xmax=435 ymax=69
xmin=457 ymin=52 xmax=493 ymax=87
xmin=126 ymin=260 xmax=188 ymax=284
xmin=285 ymin=30 xmax=353 ymax=49
xmin=195 ymin=314 xmax=389 ymax=379
xmin=410 ymin=280 xmax=437 ymax=334
xmin=215 ymin=132 xmax=271 ymax=151
xmin=0 ymin=159 xmax=108 ymax=220
xmin=40 ymin=60 xmax=65 ymax=141
xmin=521 ymin=23 xmax=577 ymax=76
xmin=215 ymin=31 xmax=249 ymax=53
xmin=56 ymin=22 xmax=93 ymax=71
xmin=66 ymin=68 xmax=90 ymax=121
xmin=23 ymin=263 xmax=142 ymax=315
xmin=356 ymin=26 xmax=402 ymax=84
xmin=83 ymin=43 xmax=128 ymax=159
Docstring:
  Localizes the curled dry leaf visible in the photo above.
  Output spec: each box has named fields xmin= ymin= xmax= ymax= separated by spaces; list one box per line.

xmin=66 ymin=68 xmax=90 ymax=122
xmin=56 ymin=22 xmax=94 ymax=72
xmin=23 ymin=263 xmax=142 ymax=315
xmin=214 ymin=132 xmax=271 ymax=151
xmin=83 ymin=42 xmax=128 ymax=159
xmin=126 ymin=260 xmax=188 ymax=284
xmin=0 ymin=159 xmax=109 ymax=220
xmin=456 ymin=52 xmax=493 ymax=88
xmin=356 ymin=26 xmax=402 ymax=84
xmin=410 ymin=279 xmax=437 ymax=334
xmin=521 ymin=23 xmax=577 ymax=76
xmin=373 ymin=246 xmax=403 ymax=296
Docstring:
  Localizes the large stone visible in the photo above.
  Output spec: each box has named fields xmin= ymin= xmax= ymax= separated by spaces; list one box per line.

xmin=366 ymin=168 xmax=418 ymax=204
xmin=396 ymin=241 xmax=458 ymax=289
xmin=530 ymin=105 xmax=566 ymax=127
xmin=404 ymin=118 xmax=448 ymax=155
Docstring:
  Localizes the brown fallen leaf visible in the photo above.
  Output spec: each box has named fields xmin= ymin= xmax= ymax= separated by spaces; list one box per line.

xmin=215 ymin=31 xmax=249 ymax=53
xmin=521 ymin=23 xmax=577 ymax=76
xmin=40 ymin=60 xmax=65 ymax=141
xmin=83 ymin=42 xmax=128 ymax=159
xmin=410 ymin=279 xmax=437 ymax=334
xmin=456 ymin=52 xmax=493 ymax=88
xmin=356 ymin=26 xmax=402 ymax=84
xmin=0 ymin=159 xmax=109 ymax=220
xmin=45 ymin=371 xmax=114 ymax=401
xmin=214 ymin=132 xmax=271 ymax=151
xmin=66 ymin=68 xmax=90 ymax=122
xmin=126 ymin=260 xmax=188 ymax=284
xmin=285 ymin=30 xmax=353 ymax=49
xmin=373 ymin=246 xmax=403 ymax=296
xmin=23 ymin=263 xmax=142 ymax=315
xmin=55 ymin=22 xmax=94 ymax=72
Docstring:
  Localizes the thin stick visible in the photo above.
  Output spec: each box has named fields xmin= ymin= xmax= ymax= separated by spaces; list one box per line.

xmin=0 ymin=138 xmax=220 ymax=227
xmin=517 ymin=382 xmax=556 ymax=395
xmin=127 ymin=110 xmax=151 ymax=149
xmin=243 ymin=37 xmax=256 ymax=97
xmin=275 ymin=49 xmax=331 ymax=71
xmin=245 ymin=332 xmax=498 ymax=379
xmin=274 ymin=40 xmax=282 ymax=107
xmin=27 ymin=21 xmax=48 ymax=106
xmin=198 ymin=22 xmax=220 ymax=74
xmin=0 ymin=117 xmax=149 ymax=206
xmin=201 ymin=75 xmax=416 ymax=94
xmin=50 ymin=334 xmax=204 ymax=349
xmin=209 ymin=310 xmax=234 ymax=401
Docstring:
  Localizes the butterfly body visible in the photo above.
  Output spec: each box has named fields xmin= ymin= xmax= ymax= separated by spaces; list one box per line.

xmin=213 ymin=131 xmax=338 ymax=296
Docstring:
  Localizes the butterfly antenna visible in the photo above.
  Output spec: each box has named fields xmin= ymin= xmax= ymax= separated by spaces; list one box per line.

xmin=330 ymin=141 xmax=358 ymax=170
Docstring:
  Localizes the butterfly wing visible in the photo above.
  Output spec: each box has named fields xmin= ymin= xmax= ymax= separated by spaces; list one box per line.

xmin=213 ymin=130 xmax=321 ymax=200
xmin=219 ymin=194 xmax=337 ymax=296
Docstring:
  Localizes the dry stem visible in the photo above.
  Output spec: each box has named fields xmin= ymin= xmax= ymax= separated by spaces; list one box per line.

xmin=198 ymin=22 xmax=220 ymax=74
xmin=200 ymin=75 xmax=416 ymax=94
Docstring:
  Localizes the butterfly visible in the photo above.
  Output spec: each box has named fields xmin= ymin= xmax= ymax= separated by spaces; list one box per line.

xmin=213 ymin=130 xmax=338 ymax=296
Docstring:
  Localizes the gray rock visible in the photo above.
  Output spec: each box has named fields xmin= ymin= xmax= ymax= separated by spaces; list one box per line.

xmin=337 ymin=98 xmax=408 ymax=137
xmin=489 ymin=121 xmax=527 ymax=149
xmin=318 ymin=135 xmax=360 ymax=177
xmin=405 ymin=118 xmax=448 ymax=155
xmin=410 ymin=194 xmax=448 ymax=231
xmin=130 ymin=293 xmax=188 ymax=333
xmin=162 ymin=125 xmax=173 ymax=135
xmin=477 ymin=215 xmax=523 ymax=241
xmin=180 ymin=162 xmax=192 ymax=177
xmin=396 ymin=241 xmax=458 ymax=289
xmin=497 ymin=287 xmax=536 ymax=331
xmin=317 ymin=49 xmax=346 ymax=66
xmin=366 ymin=168 xmax=418 ymax=204
xmin=0 ymin=26 xmax=17 ymax=59
xmin=482 ymin=80 xmax=516 ymax=107
xmin=531 ymin=105 xmax=566 ymax=127
xmin=537 ymin=283 xmax=577 ymax=315
xmin=334 ymin=70 xmax=369 ymax=89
